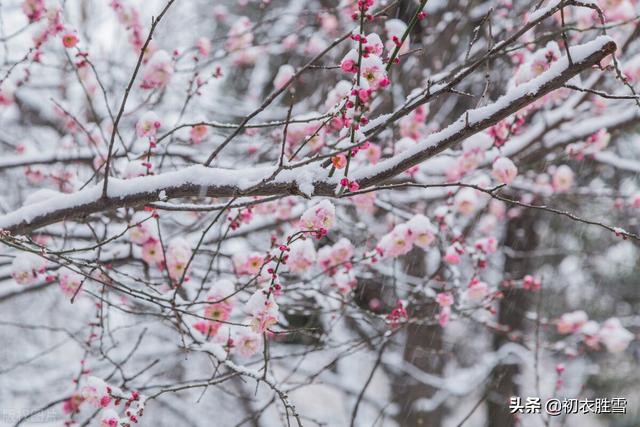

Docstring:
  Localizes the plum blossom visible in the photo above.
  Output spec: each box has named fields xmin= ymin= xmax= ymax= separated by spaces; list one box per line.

xmin=287 ymin=238 xmax=317 ymax=273
xmin=81 ymin=376 xmax=112 ymax=408
xmin=351 ymin=191 xmax=376 ymax=213
xmin=454 ymin=188 xmax=479 ymax=216
xmin=200 ymin=280 xmax=235 ymax=337
xmin=362 ymin=142 xmax=381 ymax=164
xmin=407 ymin=214 xmax=437 ymax=249
xmin=599 ymin=318 xmax=634 ymax=353
xmin=141 ymin=50 xmax=173 ymax=89
xmin=305 ymin=34 xmax=328 ymax=56
xmin=141 ymin=238 xmax=163 ymax=266
xmin=59 ymin=267 xmax=84 ymax=298
xmin=62 ymin=32 xmax=79 ymax=48
xmin=436 ymin=293 xmax=454 ymax=327
xmin=475 ymin=236 xmax=497 ymax=254
xmin=580 ymin=320 xmax=601 ymax=349
xmin=123 ymin=159 xmax=148 ymax=178
xmin=128 ymin=212 xmax=154 ymax=245
xmin=340 ymin=49 xmax=359 ymax=74
xmin=245 ymin=290 xmax=279 ymax=333
xmin=557 ymin=310 xmax=588 ymax=334
xmin=399 ymin=105 xmax=428 ymax=139
xmin=136 ymin=111 xmax=161 ymax=138
xmin=63 ymin=392 xmax=84 ymax=414
xmin=285 ymin=114 xmax=326 ymax=154
xmin=458 ymin=133 xmax=493 ymax=173
xmin=319 ymin=13 xmax=339 ymax=34
xmin=166 ymin=238 xmax=192 ymax=281
xmin=235 ymin=328 xmax=262 ymax=358
xmin=0 ymin=85 xmax=14 ymax=106
xmin=226 ymin=16 xmax=253 ymax=51
xmin=567 ymin=129 xmax=611 ymax=159
xmin=22 ymin=0 xmax=45 ymax=22
xmin=330 ymin=237 xmax=354 ymax=265
xmin=552 ymin=165 xmax=574 ymax=193
xmin=443 ymin=242 xmax=464 ymax=264
xmin=299 ymin=200 xmax=336 ymax=234
xmin=523 ymin=275 xmax=541 ymax=291
xmin=274 ymin=64 xmax=295 ymax=90
xmin=364 ymin=33 xmax=384 ymax=56
xmin=333 ymin=269 xmax=357 ymax=294
xmin=193 ymin=321 xmax=219 ymax=337
xmin=377 ymin=223 xmax=414 ymax=258
xmin=11 ymin=253 xmax=47 ymax=285
xmin=233 ymin=252 xmax=264 ymax=276
xmin=465 ymin=278 xmax=489 ymax=303
xmin=197 ymin=37 xmax=212 ymax=56
xmin=492 ymin=157 xmax=518 ymax=185
xmin=386 ymin=301 xmax=408 ymax=328
xmin=190 ymin=124 xmax=208 ymax=144
xmin=436 ymin=292 xmax=454 ymax=308
xmin=100 ymin=409 xmax=120 ymax=427
xmin=385 ymin=19 xmax=410 ymax=55
xmin=360 ymin=55 xmax=389 ymax=90
xmin=513 ymin=41 xmax=561 ymax=85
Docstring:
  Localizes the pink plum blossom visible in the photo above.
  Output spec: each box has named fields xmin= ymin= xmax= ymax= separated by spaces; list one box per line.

xmin=274 ymin=64 xmax=295 ymax=89
xmin=141 ymin=238 xmax=164 ymax=267
xmin=407 ymin=214 xmax=437 ymax=249
xmin=136 ymin=111 xmax=161 ymax=138
xmin=443 ymin=242 xmax=464 ymax=264
xmin=190 ymin=124 xmax=208 ymax=144
xmin=81 ymin=377 xmax=112 ymax=408
xmin=299 ymin=200 xmax=336 ymax=234
xmin=59 ymin=268 xmax=84 ymax=298
xmin=465 ymin=279 xmax=489 ymax=303
xmin=454 ymin=188 xmax=479 ymax=216
xmin=233 ymin=252 xmax=264 ymax=276
xmin=552 ymin=165 xmax=574 ymax=193
xmin=377 ymin=223 xmax=415 ymax=258
xmin=235 ymin=329 xmax=262 ymax=358
xmin=11 ymin=253 xmax=46 ymax=285
xmin=599 ymin=318 xmax=634 ymax=353
xmin=141 ymin=50 xmax=173 ymax=89
xmin=166 ymin=237 xmax=193 ymax=281
xmin=287 ymin=239 xmax=317 ymax=273
xmin=245 ymin=290 xmax=279 ymax=333
xmin=557 ymin=310 xmax=588 ymax=334
xmin=492 ymin=157 xmax=518 ymax=185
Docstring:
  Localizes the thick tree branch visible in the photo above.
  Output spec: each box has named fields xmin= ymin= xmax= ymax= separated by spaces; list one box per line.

xmin=0 ymin=37 xmax=616 ymax=236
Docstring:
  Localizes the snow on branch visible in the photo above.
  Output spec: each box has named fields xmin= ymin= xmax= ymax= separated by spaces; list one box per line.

xmin=0 ymin=37 xmax=616 ymax=236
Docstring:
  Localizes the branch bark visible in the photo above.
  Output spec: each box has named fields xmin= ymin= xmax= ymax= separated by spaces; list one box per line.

xmin=0 ymin=37 xmax=616 ymax=236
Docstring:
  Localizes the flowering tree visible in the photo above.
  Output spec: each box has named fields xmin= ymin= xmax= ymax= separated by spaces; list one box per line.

xmin=0 ymin=0 xmax=639 ymax=426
